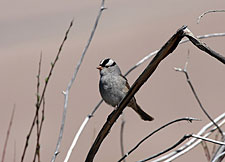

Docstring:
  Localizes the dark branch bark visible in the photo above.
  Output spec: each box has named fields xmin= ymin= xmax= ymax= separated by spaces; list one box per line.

xmin=85 ymin=25 xmax=186 ymax=162
xmin=85 ymin=25 xmax=225 ymax=162
xmin=184 ymin=28 xmax=225 ymax=64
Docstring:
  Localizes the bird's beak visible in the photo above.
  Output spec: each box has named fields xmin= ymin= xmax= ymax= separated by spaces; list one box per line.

xmin=96 ymin=66 xmax=103 ymax=70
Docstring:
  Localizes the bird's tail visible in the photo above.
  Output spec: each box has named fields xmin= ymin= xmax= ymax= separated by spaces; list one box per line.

xmin=129 ymin=99 xmax=154 ymax=121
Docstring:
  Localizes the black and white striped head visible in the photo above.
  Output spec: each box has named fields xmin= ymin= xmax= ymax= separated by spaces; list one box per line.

xmin=97 ymin=58 xmax=121 ymax=76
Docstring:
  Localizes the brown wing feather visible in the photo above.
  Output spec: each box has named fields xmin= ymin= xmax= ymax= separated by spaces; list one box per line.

xmin=120 ymin=74 xmax=154 ymax=121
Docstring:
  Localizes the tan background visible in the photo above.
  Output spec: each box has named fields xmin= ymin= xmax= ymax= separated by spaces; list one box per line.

xmin=0 ymin=0 xmax=225 ymax=161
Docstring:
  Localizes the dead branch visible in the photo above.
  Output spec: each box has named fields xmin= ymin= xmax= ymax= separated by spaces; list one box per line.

xmin=212 ymin=151 xmax=225 ymax=162
xmin=139 ymin=134 xmax=225 ymax=162
xmin=33 ymin=52 xmax=42 ymax=162
xmin=120 ymin=116 xmax=126 ymax=162
xmin=201 ymin=141 xmax=211 ymax=162
xmin=72 ymin=32 xmax=225 ymax=161
xmin=85 ymin=25 xmax=187 ymax=162
xmin=85 ymin=25 xmax=225 ymax=162
xmin=138 ymin=135 xmax=192 ymax=162
xmin=174 ymin=54 xmax=224 ymax=137
xmin=89 ymin=32 xmax=225 ymax=126
xmin=1 ymin=105 xmax=15 ymax=162
xmin=191 ymin=134 xmax=225 ymax=145
xmin=153 ymin=113 xmax=225 ymax=162
xmin=21 ymin=19 xmax=74 ymax=162
xmin=55 ymin=1 xmax=107 ymax=162
xmin=211 ymin=137 xmax=225 ymax=162
xmin=197 ymin=10 xmax=225 ymax=24
xmin=184 ymin=28 xmax=225 ymax=64
xmin=118 ymin=117 xmax=199 ymax=162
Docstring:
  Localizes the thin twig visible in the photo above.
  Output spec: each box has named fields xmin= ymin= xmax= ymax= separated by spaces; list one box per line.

xmin=118 ymin=117 xmax=199 ymax=162
xmin=212 ymin=132 xmax=220 ymax=156
xmin=63 ymin=100 xmax=103 ymax=162
xmin=1 ymin=105 xmax=16 ymax=162
xmin=212 ymin=151 xmax=225 ymax=162
xmin=211 ymin=137 xmax=225 ymax=162
xmin=139 ymin=133 xmax=225 ymax=162
xmin=51 ymin=1 xmax=106 ymax=162
xmin=33 ymin=52 xmax=42 ymax=162
xmin=138 ymin=134 xmax=192 ymax=162
xmin=174 ymin=56 xmax=224 ymax=137
xmin=191 ymin=134 xmax=225 ymax=146
xmin=21 ymin=19 xmax=73 ymax=162
xmin=163 ymin=123 xmax=225 ymax=162
xmin=120 ymin=115 xmax=126 ymax=162
xmin=34 ymin=97 xmax=45 ymax=162
xmin=37 ymin=97 xmax=45 ymax=161
xmin=153 ymin=113 xmax=225 ymax=162
xmin=13 ymin=141 xmax=16 ymax=162
xmin=63 ymin=116 xmax=89 ymax=162
xmin=197 ymin=10 xmax=225 ymax=24
xmin=201 ymin=141 xmax=211 ymax=162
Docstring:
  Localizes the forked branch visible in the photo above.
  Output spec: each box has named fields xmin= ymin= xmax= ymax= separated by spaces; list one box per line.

xmin=85 ymin=25 xmax=187 ymax=162
xmin=85 ymin=25 xmax=225 ymax=162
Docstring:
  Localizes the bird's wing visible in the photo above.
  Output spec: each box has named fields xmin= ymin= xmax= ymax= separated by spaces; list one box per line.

xmin=120 ymin=74 xmax=130 ymax=92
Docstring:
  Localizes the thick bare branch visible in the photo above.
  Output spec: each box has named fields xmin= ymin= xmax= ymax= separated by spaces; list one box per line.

xmin=90 ymin=32 xmax=225 ymax=123
xmin=184 ymin=28 xmax=225 ymax=64
xmin=85 ymin=26 xmax=225 ymax=161
xmin=85 ymin=25 xmax=187 ymax=162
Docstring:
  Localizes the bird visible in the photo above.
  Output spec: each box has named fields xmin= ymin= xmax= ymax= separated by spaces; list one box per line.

xmin=97 ymin=58 xmax=154 ymax=121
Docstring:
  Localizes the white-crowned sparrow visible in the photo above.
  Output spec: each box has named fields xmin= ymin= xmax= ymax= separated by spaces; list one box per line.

xmin=97 ymin=58 xmax=154 ymax=121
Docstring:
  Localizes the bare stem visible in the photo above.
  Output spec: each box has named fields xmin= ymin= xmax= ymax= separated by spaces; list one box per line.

xmin=52 ymin=1 xmax=106 ymax=162
xmin=174 ymin=56 xmax=224 ymax=137
xmin=120 ymin=116 xmax=126 ymax=162
xmin=139 ymin=133 xmax=225 ymax=162
xmin=191 ymin=134 xmax=225 ymax=146
xmin=201 ymin=141 xmax=211 ymax=162
xmin=197 ymin=10 xmax=225 ymax=24
xmin=1 ymin=105 xmax=16 ymax=162
xmin=33 ymin=52 xmax=42 ymax=162
xmin=138 ymin=134 xmax=192 ymax=162
xmin=118 ymin=117 xmax=199 ymax=162
xmin=21 ymin=20 xmax=73 ymax=162
xmin=153 ymin=113 xmax=225 ymax=162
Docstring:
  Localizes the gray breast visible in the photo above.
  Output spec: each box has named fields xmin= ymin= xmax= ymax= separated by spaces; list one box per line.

xmin=99 ymin=74 xmax=126 ymax=107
